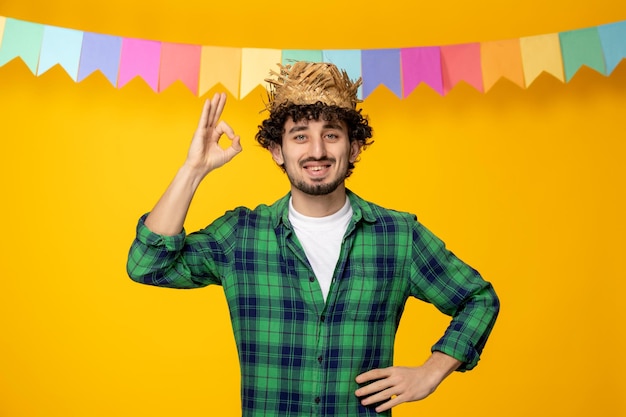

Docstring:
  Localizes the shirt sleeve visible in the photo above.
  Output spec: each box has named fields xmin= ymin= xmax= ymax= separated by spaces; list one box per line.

xmin=408 ymin=220 xmax=500 ymax=371
xmin=126 ymin=213 xmax=225 ymax=289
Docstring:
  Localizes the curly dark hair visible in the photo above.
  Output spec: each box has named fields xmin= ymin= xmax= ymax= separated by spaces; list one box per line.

xmin=255 ymin=102 xmax=374 ymax=176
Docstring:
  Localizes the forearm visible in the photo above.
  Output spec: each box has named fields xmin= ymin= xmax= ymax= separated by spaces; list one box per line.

xmin=144 ymin=164 xmax=206 ymax=236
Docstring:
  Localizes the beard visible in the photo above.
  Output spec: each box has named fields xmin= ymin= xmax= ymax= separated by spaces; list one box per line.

xmin=284 ymin=157 xmax=347 ymax=196
xmin=288 ymin=175 xmax=345 ymax=196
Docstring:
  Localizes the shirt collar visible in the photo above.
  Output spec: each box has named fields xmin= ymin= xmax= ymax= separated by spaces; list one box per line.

xmin=271 ymin=189 xmax=377 ymax=228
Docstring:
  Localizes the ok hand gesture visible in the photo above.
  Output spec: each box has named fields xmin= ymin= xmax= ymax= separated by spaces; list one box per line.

xmin=185 ymin=92 xmax=242 ymax=178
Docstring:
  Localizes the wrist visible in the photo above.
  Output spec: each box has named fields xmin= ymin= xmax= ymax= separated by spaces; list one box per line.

xmin=178 ymin=163 xmax=209 ymax=189
xmin=423 ymin=351 xmax=462 ymax=383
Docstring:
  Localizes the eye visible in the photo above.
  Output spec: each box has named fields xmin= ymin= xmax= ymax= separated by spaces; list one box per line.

xmin=294 ymin=134 xmax=307 ymax=142
xmin=325 ymin=133 xmax=340 ymax=140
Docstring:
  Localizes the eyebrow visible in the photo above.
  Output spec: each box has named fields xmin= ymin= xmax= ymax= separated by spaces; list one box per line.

xmin=287 ymin=122 xmax=345 ymax=134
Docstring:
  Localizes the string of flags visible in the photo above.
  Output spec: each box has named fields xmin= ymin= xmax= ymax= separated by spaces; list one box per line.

xmin=1 ymin=15 xmax=625 ymax=99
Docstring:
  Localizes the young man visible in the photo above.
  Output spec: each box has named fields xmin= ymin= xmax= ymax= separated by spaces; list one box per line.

xmin=127 ymin=62 xmax=499 ymax=416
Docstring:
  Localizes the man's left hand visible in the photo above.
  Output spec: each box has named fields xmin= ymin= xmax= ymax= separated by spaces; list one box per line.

xmin=354 ymin=352 xmax=461 ymax=413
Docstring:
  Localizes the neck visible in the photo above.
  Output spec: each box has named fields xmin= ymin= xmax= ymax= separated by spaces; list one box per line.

xmin=290 ymin=185 xmax=348 ymax=217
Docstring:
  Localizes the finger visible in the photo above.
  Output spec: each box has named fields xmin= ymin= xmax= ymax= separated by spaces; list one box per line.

xmin=207 ymin=92 xmax=226 ymax=128
xmin=214 ymin=120 xmax=236 ymax=139
xmin=196 ymin=99 xmax=211 ymax=131
xmin=374 ymin=395 xmax=403 ymax=413
xmin=355 ymin=368 xmax=389 ymax=384
xmin=359 ymin=387 xmax=395 ymax=408
xmin=206 ymin=93 xmax=220 ymax=128
xmin=355 ymin=378 xmax=393 ymax=398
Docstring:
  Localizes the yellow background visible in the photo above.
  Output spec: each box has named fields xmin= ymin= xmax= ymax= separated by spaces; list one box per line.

xmin=1 ymin=1 xmax=625 ymax=416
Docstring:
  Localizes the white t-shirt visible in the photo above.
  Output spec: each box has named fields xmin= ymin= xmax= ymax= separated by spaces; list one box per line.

xmin=288 ymin=197 xmax=353 ymax=301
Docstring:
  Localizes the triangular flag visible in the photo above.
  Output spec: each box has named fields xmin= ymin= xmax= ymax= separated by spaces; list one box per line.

xmin=0 ymin=18 xmax=44 ymax=74
xmin=440 ymin=43 xmax=483 ymax=94
xmin=118 ymin=38 xmax=161 ymax=91
xmin=0 ymin=16 xmax=6 ymax=48
xmin=198 ymin=46 xmax=241 ymax=97
xmin=401 ymin=46 xmax=443 ymax=96
xmin=481 ymin=39 xmax=525 ymax=91
xmin=559 ymin=27 xmax=606 ymax=81
xmin=598 ymin=21 xmax=626 ymax=74
xmin=37 ymin=25 xmax=83 ymax=80
xmin=282 ymin=50 xmax=323 ymax=65
xmin=519 ymin=34 xmax=564 ymax=85
xmin=159 ymin=42 xmax=202 ymax=94
xmin=240 ymin=48 xmax=281 ymax=99
xmin=361 ymin=49 xmax=402 ymax=98
xmin=77 ymin=32 xmax=122 ymax=86
xmin=322 ymin=50 xmax=362 ymax=99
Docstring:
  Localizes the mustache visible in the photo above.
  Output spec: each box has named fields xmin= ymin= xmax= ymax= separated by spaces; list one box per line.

xmin=299 ymin=157 xmax=336 ymax=167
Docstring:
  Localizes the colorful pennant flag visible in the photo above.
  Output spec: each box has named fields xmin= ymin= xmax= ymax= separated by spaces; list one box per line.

xmin=77 ymin=32 xmax=122 ymax=86
xmin=1 ymin=15 xmax=625 ymax=98
xmin=322 ymin=50 xmax=363 ymax=99
xmin=598 ymin=21 xmax=626 ymax=75
xmin=361 ymin=49 xmax=402 ymax=98
xmin=198 ymin=46 xmax=241 ymax=98
xmin=441 ymin=43 xmax=483 ymax=94
xmin=481 ymin=39 xmax=525 ymax=91
xmin=560 ymin=27 xmax=606 ymax=81
xmin=38 ymin=26 xmax=84 ymax=80
xmin=160 ymin=42 xmax=202 ymax=94
xmin=401 ymin=47 xmax=443 ymax=96
xmin=519 ymin=34 xmax=564 ymax=86
xmin=118 ymin=38 xmax=161 ymax=91
xmin=0 ymin=17 xmax=6 ymax=48
xmin=240 ymin=48 xmax=281 ymax=99
xmin=0 ymin=18 xmax=44 ymax=74
xmin=283 ymin=50 xmax=323 ymax=65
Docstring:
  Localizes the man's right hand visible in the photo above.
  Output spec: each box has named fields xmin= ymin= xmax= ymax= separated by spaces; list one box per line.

xmin=185 ymin=92 xmax=242 ymax=179
xmin=143 ymin=92 xmax=241 ymax=236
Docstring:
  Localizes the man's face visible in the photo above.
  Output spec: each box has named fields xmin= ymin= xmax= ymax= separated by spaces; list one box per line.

xmin=271 ymin=117 xmax=360 ymax=197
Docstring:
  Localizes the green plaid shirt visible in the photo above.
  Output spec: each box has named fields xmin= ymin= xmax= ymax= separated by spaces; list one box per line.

xmin=127 ymin=190 xmax=499 ymax=416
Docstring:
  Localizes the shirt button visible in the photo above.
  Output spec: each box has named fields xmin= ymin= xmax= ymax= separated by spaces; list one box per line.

xmin=320 ymin=315 xmax=326 ymax=322
xmin=309 ymin=276 xmax=315 ymax=282
xmin=315 ymin=397 xmax=321 ymax=404
xmin=317 ymin=355 xmax=323 ymax=363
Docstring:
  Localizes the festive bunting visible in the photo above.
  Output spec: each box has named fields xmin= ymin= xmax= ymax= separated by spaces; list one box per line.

xmin=481 ymin=39 xmax=525 ymax=91
xmin=0 ymin=18 xmax=44 ymax=74
xmin=283 ymin=50 xmax=323 ymax=65
xmin=560 ymin=27 xmax=606 ymax=81
xmin=118 ymin=38 xmax=161 ymax=91
xmin=519 ymin=34 xmax=564 ymax=86
xmin=401 ymin=47 xmax=443 ymax=96
xmin=598 ymin=21 xmax=626 ymax=75
xmin=160 ymin=42 xmax=202 ymax=94
xmin=0 ymin=17 xmax=5 ymax=48
xmin=199 ymin=46 xmax=241 ymax=98
xmin=240 ymin=48 xmax=281 ymax=98
xmin=38 ymin=26 xmax=83 ymax=80
xmin=78 ymin=32 xmax=122 ymax=85
xmin=441 ymin=43 xmax=483 ymax=94
xmin=1 ymin=15 xmax=625 ymax=98
xmin=362 ymin=49 xmax=402 ymax=98
xmin=322 ymin=50 xmax=363 ymax=99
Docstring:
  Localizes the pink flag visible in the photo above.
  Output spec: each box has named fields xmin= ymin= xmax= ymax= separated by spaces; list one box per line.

xmin=401 ymin=46 xmax=443 ymax=96
xmin=118 ymin=38 xmax=161 ymax=91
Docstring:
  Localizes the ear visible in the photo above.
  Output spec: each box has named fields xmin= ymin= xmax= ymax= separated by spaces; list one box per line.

xmin=349 ymin=140 xmax=361 ymax=163
xmin=270 ymin=143 xmax=284 ymax=165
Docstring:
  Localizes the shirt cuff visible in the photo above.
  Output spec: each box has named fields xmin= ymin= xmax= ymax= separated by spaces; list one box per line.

xmin=431 ymin=331 xmax=480 ymax=372
xmin=135 ymin=213 xmax=186 ymax=252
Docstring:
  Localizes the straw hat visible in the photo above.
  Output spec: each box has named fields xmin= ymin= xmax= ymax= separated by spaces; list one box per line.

xmin=265 ymin=62 xmax=362 ymax=112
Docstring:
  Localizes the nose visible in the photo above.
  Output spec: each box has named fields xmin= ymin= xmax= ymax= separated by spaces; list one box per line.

xmin=309 ymin=136 xmax=327 ymax=159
